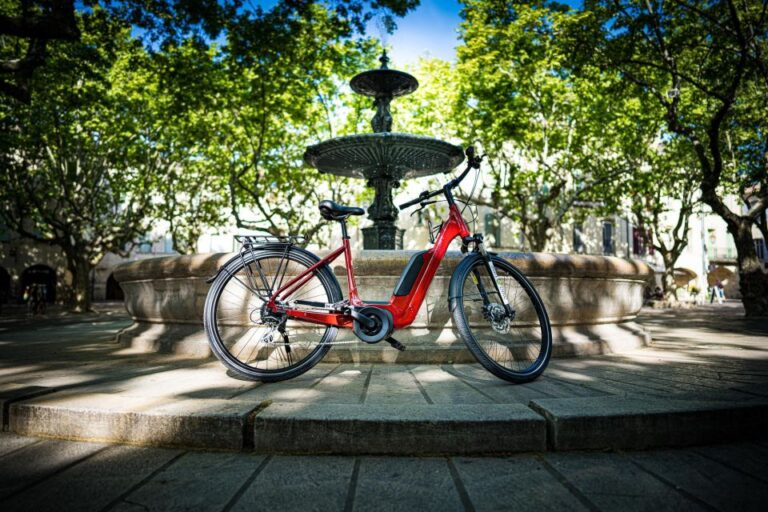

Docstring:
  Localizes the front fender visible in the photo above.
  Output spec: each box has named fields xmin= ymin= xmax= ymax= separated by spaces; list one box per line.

xmin=448 ymin=253 xmax=485 ymax=309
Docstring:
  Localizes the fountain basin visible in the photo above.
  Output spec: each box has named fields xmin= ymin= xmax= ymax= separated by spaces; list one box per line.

xmin=113 ymin=252 xmax=653 ymax=362
xmin=304 ymin=133 xmax=464 ymax=179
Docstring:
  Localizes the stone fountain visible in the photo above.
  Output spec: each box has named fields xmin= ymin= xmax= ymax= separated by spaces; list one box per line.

xmin=303 ymin=51 xmax=464 ymax=249
xmin=112 ymin=50 xmax=654 ymax=361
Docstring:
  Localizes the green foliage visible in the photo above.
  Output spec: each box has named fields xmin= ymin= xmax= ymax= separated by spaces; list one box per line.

xmin=453 ymin=0 xmax=651 ymax=251
xmin=113 ymin=39 xmax=229 ymax=254
xmin=0 ymin=11 xmax=157 ymax=309
xmin=571 ymin=0 xmax=768 ymax=314
xmin=0 ymin=1 xmax=393 ymax=311
xmin=193 ymin=2 xmax=378 ymax=244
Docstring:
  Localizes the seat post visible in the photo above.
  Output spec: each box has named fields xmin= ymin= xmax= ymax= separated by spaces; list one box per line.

xmin=339 ymin=219 xmax=349 ymax=240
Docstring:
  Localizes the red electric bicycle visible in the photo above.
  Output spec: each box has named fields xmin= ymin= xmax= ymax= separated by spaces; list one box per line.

xmin=203 ymin=147 xmax=552 ymax=383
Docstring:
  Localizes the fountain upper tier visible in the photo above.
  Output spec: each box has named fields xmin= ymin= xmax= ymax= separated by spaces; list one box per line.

xmin=350 ymin=68 xmax=418 ymax=98
xmin=302 ymin=50 xmax=464 ymax=249
xmin=304 ymin=133 xmax=464 ymax=180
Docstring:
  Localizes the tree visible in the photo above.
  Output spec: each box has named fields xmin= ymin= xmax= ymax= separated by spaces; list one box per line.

xmin=117 ymin=39 xmax=229 ymax=254
xmin=576 ymin=0 xmax=768 ymax=315
xmin=0 ymin=11 xmax=156 ymax=310
xmin=453 ymin=0 xmax=646 ymax=252
xmin=204 ymin=2 xmax=378 ymax=245
xmin=629 ymin=137 xmax=702 ymax=300
xmin=0 ymin=0 xmax=238 ymax=102
xmin=0 ymin=0 xmax=419 ymax=103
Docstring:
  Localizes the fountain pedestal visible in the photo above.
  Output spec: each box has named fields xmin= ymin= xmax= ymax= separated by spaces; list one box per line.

xmin=362 ymin=224 xmax=403 ymax=250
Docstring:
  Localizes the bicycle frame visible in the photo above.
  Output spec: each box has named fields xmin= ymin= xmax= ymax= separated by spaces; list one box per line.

xmin=266 ymin=202 xmax=471 ymax=329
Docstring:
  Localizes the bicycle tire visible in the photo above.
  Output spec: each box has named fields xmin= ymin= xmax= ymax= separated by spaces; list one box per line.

xmin=203 ymin=247 xmax=342 ymax=382
xmin=450 ymin=254 xmax=552 ymax=383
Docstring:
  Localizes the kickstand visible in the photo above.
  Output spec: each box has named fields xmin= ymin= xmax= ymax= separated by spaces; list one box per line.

xmin=386 ymin=337 xmax=406 ymax=352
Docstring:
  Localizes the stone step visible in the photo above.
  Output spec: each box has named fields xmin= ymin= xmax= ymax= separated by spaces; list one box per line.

xmin=117 ymin=322 xmax=650 ymax=362
xmin=9 ymin=393 xmax=260 ymax=450
xmin=252 ymin=402 xmax=547 ymax=455
xmin=8 ymin=390 xmax=768 ymax=454
xmin=529 ymin=395 xmax=768 ymax=451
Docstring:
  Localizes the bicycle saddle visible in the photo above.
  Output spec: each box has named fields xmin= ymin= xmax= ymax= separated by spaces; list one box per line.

xmin=318 ymin=200 xmax=365 ymax=221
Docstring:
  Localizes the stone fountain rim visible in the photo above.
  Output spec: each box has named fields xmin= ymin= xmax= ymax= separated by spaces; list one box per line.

xmin=113 ymin=251 xmax=654 ymax=284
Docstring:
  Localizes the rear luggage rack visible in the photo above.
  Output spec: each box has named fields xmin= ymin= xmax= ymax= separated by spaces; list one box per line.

xmin=231 ymin=234 xmax=307 ymax=301
xmin=234 ymin=235 xmax=307 ymax=247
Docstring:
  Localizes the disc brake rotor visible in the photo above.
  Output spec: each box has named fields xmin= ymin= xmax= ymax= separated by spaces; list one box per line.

xmin=484 ymin=303 xmax=510 ymax=334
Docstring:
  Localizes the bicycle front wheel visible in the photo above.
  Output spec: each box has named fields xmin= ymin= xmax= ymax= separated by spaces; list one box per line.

xmin=203 ymin=247 xmax=342 ymax=382
xmin=451 ymin=255 xmax=552 ymax=383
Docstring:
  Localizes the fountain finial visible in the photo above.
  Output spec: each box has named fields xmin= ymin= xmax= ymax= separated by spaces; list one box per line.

xmin=379 ymin=49 xmax=390 ymax=69
xmin=348 ymin=50 xmax=418 ymax=133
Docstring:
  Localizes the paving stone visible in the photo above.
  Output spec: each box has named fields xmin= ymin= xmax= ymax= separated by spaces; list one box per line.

xmin=599 ymin=367 xmax=739 ymax=396
xmin=230 ymin=364 xmax=340 ymax=402
xmin=111 ymin=451 xmax=264 ymax=512
xmin=439 ymin=364 xmax=559 ymax=403
xmin=230 ymin=456 xmax=354 ymax=511
xmin=691 ymin=442 xmax=768 ymax=484
xmin=544 ymin=366 xmax=628 ymax=397
xmin=363 ymin=365 xmax=428 ymax=404
xmin=2 ymin=444 xmax=181 ymax=512
xmin=629 ymin=448 xmax=768 ymax=511
xmin=9 ymin=393 xmax=259 ymax=450
xmin=542 ymin=451 xmax=702 ymax=511
xmin=306 ymin=364 xmax=371 ymax=404
xmin=0 ymin=432 xmax=41 ymax=457
xmin=0 ymin=438 xmax=107 ymax=500
xmin=252 ymin=402 xmax=546 ymax=455
xmin=72 ymin=365 xmax=256 ymax=399
xmin=453 ymin=456 xmax=590 ymax=511
xmin=352 ymin=457 xmax=464 ymax=511
xmin=409 ymin=365 xmax=494 ymax=404
xmin=530 ymin=395 xmax=768 ymax=450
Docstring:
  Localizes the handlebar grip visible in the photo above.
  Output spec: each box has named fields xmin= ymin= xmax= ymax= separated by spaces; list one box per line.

xmin=399 ymin=197 xmax=423 ymax=210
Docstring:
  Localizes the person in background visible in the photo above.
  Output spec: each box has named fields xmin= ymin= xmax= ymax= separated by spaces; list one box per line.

xmin=710 ymin=279 xmax=724 ymax=304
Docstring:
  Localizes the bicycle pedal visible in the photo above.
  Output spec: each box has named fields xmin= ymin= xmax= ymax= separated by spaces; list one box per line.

xmin=386 ymin=337 xmax=406 ymax=352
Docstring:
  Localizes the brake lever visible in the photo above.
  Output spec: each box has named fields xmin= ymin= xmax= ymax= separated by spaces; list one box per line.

xmin=470 ymin=153 xmax=486 ymax=169
xmin=409 ymin=200 xmax=437 ymax=217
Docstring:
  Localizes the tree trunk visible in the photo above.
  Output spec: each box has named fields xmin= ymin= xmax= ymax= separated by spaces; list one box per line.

xmin=660 ymin=252 xmax=678 ymax=301
xmin=527 ymin=220 xmax=550 ymax=252
xmin=66 ymin=254 xmax=93 ymax=313
xmin=730 ymin=220 xmax=768 ymax=317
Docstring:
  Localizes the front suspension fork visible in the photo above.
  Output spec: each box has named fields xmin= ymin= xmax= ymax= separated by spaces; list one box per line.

xmin=461 ymin=234 xmax=515 ymax=318
xmin=472 ymin=239 xmax=514 ymax=318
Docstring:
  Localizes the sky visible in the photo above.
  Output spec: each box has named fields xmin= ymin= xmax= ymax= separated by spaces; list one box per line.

xmin=370 ymin=0 xmax=583 ymax=66
xmin=378 ymin=0 xmax=464 ymax=66
xmin=256 ymin=0 xmax=582 ymax=67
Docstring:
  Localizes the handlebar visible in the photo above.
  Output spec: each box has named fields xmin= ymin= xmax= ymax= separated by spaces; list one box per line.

xmin=398 ymin=146 xmax=484 ymax=211
xmin=398 ymin=189 xmax=442 ymax=210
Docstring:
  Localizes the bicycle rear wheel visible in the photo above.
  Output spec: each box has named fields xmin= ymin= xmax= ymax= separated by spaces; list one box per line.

xmin=451 ymin=255 xmax=552 ymax=383
xmin=203 ymin=247 xmax=341 ymax=382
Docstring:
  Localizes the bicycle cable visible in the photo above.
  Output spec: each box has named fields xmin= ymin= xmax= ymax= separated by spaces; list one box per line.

xmin=455 ymin=198 xmax=479 ymax=234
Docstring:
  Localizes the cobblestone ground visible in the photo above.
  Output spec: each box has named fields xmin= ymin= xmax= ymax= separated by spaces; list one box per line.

xmin=0 ymin=301 xmax=766 ymax=510
xmin=1 ymin=432 xmax=767 ymax=511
